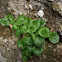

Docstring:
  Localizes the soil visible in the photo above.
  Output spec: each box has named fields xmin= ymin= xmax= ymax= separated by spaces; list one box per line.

xmin=0 ymin=0 xmax=62 ymax=62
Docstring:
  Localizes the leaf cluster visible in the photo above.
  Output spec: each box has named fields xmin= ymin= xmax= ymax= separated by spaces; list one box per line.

xmin=0 ymin=14 xmax=60 ymax=61
xmin=0 ymin=14 xmax=15 ymax=26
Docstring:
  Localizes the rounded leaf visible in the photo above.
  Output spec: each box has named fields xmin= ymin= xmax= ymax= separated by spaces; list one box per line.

xmin=29 ymin=25 xmax=37 ymax=33
xmin=33 ymin=47 xmax=43 ymax=56
xmin=12 ymin=24 xmax=19 ymax=30
xmin=17 ymin=38 xmax=23 ymax=48
xmin=17 ymin=38 xmax=26 ymax=49
xmin=4 ymin=15 xmax=9 ymax=21
xmin=28 ymin=33 xmax=35 ymax=41
xmin=20 ymin=25 xmax=28 ymax=33
xmin=49 ymin=32 xmax=59 ymax=44
xmin=15 ymin=15 xmax=27 ymax=26
xmin=30 ymin=19 xmax=40 ymax=29
xmin=24 ymin=17 xmax=32 ymax=26
xmin=34 ymin=37 xmax=44 ymax=46
xmin=39 ymin=27 xmax=50 ymax=38
xmin=22 ymin=55 xmax=28 ymax=61
xmin=23 ymin=36 xmax=33 ymax=45
xmin=15 ymin=28 xmax=21 ymax=37
xmin=21 ymin=49 xmax=31 ymax=56
xmin=1 ymin=18 xmax=9 ymax=26
xmin=26 ymin=45 xmax=35 ymax=52
xmin=40 ymin=19 xmax=46 ymax=27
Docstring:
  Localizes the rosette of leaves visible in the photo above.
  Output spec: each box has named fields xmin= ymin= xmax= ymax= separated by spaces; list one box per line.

xmin=0 ymin=14 xmax=15 ymax=26
xmin=0 ymin=14 xmax=60 ymax=61
xmin=0 ymin=15 xmax=9 ymax=26
xmin=8 ymin=14 xmax=15 ymax=24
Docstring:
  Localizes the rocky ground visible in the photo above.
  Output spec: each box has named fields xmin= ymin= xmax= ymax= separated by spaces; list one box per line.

xmin=0 ymin=0 xmax=62 ymax=62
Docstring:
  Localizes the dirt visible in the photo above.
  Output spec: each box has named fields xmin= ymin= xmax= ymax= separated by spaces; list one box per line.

xmin=0 ymin=0 xmax=62 ymax=62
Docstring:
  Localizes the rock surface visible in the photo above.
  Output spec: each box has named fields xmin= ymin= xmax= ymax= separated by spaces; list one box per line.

xmin=0 ymin=0 xmax=62 ymax=62
xmin=52 ymin=2 xmax=62 ymax=16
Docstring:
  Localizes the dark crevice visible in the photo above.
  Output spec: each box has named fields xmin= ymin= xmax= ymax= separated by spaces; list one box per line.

xmin=26 ymin=0 xmax=30 ymax=2
xmin=57 ymin=31 xmax=62 ymax=42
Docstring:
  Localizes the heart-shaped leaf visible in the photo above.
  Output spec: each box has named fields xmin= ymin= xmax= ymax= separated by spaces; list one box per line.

xmin=20 ymin=25 xmax=28 ymax=33
xmin=15 ymin=28 xmax=21 ymax=37
xmin=8 ymin=15 xmax=13 ymax=21
xmin=34 ymin=37 xmax=44 ymax=46
xmin=1 ymin=18 xmax=9 ymax=26
xmin=21 ymin=49 xmax=31 ymax=56
xmin=22 ymin=55 xmax=28 ymax=61
xmin=24 ymin=17 xmax=32 ymax=26
xmin=12 ymin=24 xmax=19 ymax=31
xmin=15 ymin=15 xmax=27 ymax=26
xmin=26 ymin=45 xmax=35 ymax=52
xmin=30 ymin=19 xmax=40 ymax=29
xmin=39 ymin=27 xmax=51 ymax=38
xmin=4 ymin=15 xmax=9 ymax=21
xmin=23 ymin=36 xmax=33 ymax=45
xmin=40 ymin=19 xmax=46 ymax=27
xmin=29 ymin=25 xmax=37 ymax=33
xmin=49 ymin=32 xmax=59 ymax=44
xmin=28 ymin=33 xmax=35 ymax=41
xmin=17 ymin=38 xmax=26 ymax=49
xmin=33 ymin=47 xmax=43 ymax=56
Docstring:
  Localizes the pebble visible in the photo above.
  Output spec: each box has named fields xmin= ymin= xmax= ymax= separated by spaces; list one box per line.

xmin=9 ymin=38 xmax=14 ymax=44
xmin=29 ymin=5 xmax=33 ymax=10
xmin=3 ymin=39 xmax=8 ymax=43
xmin=0 ymin=37 xmax=3 ymax=41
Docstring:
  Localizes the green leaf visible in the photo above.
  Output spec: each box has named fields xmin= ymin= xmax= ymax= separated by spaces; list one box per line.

xmin=15 ymin=28 xmax=21 ymax=37
xmin=34 ymin=37 xmax=44 ymax=46
xmin=49 ymin=32 xmax=59 ymax=44
xmin=12 ymin=24 xmax=19 ymax=30
xmin=39 ymin=27 xmax=51 ymax=38
xmin=20 ymin=25 xmax=28 ymax=33
xmin=29 ymin=25 xmax=37 ymax=33
xmin=0 ymin=19 xmax=1 ymax=24
xmin=28 ymin=33 xmax=35 ymax=41
xmin=30 ymin=19 xmax=40 ymax=29
xmin=9 ymin=20 xmax=15 ymax=24
xmin=40 ymin=19 xmax=46 ymax=27
xmin=22 ymin=55 xmax=28 ymax=61
xmin=21 ymin=49 xmax=31 ymax=56
xmin=1 ymin=18 xmax=9 ymax=26
xmin=29 ymin=55 xmax=33 ymax=59
xmin=24 ymin=17 xmax=32 ymax=26
xmin=6 ymin=21 xmax=9 ymax=26
xmin=26 ymin=45 xmax=35 ymax=52
xmin=4 ymin=15 xmax=9 ymax=21
xmin=33 ymin=47 xmax=43 ymax=56
xmin=15 ymin=15 xmax=27 ymax=26
xmin=8 ymin=15 xmax=13 ymax=21
xmin=17 ymin=38 xmax=26 ymax=49
xmin=23 ymin=36 xmax=33 ymax=45
xmin=8 ymin=15 xmax=15 ymax=24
